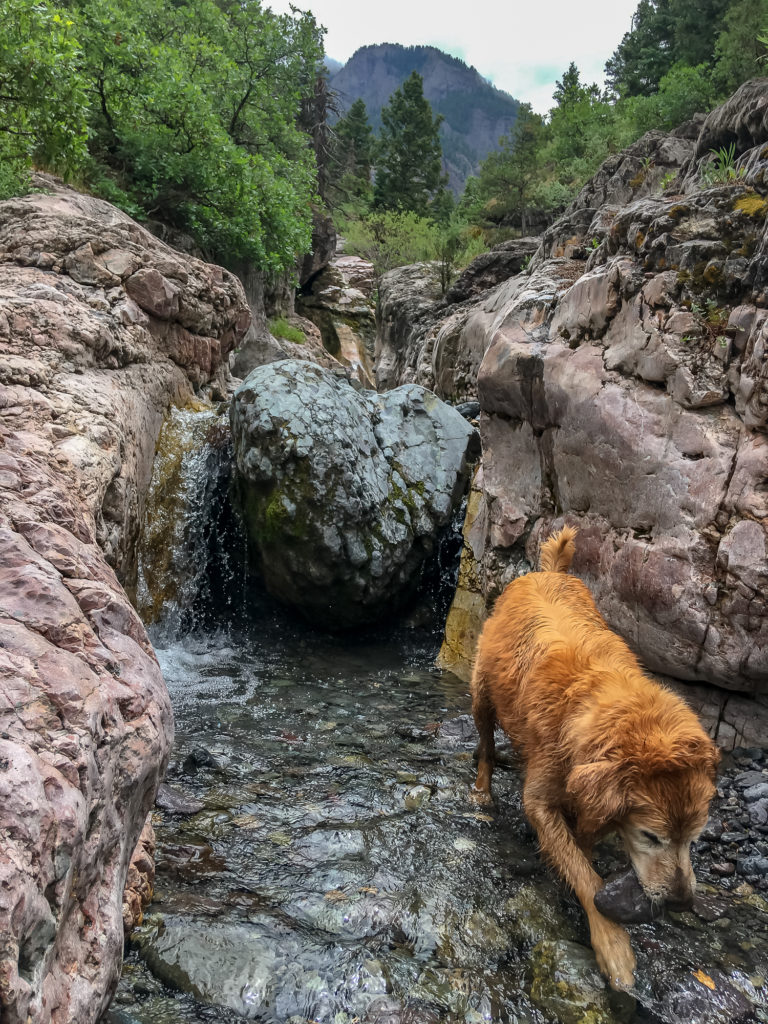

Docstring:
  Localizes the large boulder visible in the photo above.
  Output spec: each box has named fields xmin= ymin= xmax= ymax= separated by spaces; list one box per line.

xmin=0 ymin=179 xmax=249 ymax=1024
xmin=230 ymin=359 xmax=479 ymax=627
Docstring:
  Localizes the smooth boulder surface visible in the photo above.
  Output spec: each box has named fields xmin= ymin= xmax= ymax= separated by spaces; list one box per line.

xmin=230 ymin=359 xmax=478 ymax=627
xmin=0 ymin=179 xmax=249 ymax=1024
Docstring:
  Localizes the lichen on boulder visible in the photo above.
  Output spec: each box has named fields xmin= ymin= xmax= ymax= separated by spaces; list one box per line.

xmin=230 ymin=359 xmax=479 ymax=627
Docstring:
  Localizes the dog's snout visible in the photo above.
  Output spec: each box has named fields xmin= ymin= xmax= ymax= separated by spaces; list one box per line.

xmin=666 ymin=867 xmax=694 ymax=909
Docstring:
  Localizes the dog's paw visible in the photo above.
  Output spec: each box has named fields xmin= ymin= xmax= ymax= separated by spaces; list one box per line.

xmin=591 ymin=918 xmax=636 ymax=991
xmin=469 ymin=785 xmax=494 ymax=807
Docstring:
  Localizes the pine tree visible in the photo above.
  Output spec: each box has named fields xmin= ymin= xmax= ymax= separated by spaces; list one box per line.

xmin=714 ymin=0 xmax=768 ymax=92
xmin=605 ymin=0 xmax=676 ymax=97
xmin=475 ymin=104 xmax=544 ymax=233
xmin=373 ymin=71 xmax=445 ymax=217
xmin=334 ymin=98 xmax=374 ymax=196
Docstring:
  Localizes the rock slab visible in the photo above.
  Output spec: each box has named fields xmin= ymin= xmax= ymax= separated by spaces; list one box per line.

xmin=0 ymin=180 xmax=249 ymax=1024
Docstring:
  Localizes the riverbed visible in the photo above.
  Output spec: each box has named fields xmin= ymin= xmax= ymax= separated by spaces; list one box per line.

xmin=104 ymin=616 xmax=767 ymax=1024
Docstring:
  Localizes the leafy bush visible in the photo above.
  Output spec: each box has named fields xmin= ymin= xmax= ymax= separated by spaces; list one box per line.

xmin=0 ymin=0 xmax=324 ymax=270
xmin=0 ymin=0 xmax=88 ymax=197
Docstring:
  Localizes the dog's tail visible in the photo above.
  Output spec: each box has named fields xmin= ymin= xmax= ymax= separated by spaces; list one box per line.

xmin=540 ymin=525 xmax=578 ymax=573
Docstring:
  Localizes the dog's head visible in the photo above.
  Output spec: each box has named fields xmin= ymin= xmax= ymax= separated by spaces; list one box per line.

xmin=566 ymin=692 xmax=720 ymax=907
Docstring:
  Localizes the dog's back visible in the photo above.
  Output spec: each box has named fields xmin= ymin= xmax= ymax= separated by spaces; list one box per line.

xmin=471 ymin=525 xmax=642 ymax=752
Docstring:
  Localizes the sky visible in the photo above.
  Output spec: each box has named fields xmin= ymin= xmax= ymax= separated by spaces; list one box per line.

xmin=265 ymin=0 xmax=640 ymax=113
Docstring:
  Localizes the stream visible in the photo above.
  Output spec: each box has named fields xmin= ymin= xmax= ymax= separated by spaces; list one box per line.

xmin=105 ymin=406 xmax=768 ymax=1024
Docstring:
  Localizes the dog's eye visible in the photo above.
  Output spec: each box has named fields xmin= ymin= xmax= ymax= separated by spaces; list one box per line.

xmin=641 ymin=830 xmax=662 ymax=846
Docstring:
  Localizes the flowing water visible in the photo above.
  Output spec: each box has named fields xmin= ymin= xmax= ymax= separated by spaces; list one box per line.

xmin=106 ymin=407 xmax=768 ymax=1024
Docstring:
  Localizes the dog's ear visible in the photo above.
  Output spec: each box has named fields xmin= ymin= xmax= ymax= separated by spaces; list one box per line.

xmin=566 ymin=760 xmax=635 ymax=827
xmin=636 ymin=731 xmax=721 ymax=780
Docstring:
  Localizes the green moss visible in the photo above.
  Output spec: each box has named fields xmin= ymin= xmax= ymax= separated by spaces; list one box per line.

xmin=269 ymin=317 xmax=305 ymax=345
xmin=668 ymin=204 xmax=689 ymax=219
xmin=628 ymin=169 xmax=646 ymax=189
xmin=262 ymin=490 xmax=289 ymax=541
xmin=733 ymin=193 xmax=768 ymax=219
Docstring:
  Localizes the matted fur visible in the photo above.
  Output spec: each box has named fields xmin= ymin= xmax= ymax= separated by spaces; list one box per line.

xmin=470 ymin=526 xmax=719 ymax=990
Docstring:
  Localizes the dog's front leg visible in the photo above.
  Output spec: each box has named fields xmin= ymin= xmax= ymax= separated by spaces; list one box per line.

xmin=523 ymin=768 xmax=636 ymax=991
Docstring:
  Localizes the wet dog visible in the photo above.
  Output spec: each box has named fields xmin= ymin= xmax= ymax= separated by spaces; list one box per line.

xmin=470 ymin=525 xmax=719 ymax=990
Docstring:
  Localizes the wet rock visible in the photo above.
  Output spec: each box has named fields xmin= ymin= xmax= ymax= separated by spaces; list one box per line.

xmin=748 ymin=798 xmax=768 ymax=826
xmin=404 ymin=786 xmax=431 ymax=810
xmin=711 ymin=862 xmax=737 ymax=877
xmin=183 ymin=746 xmax=222 ymax=772
xmin=435 ymin=714 xmax=478 ymax=746
xmin=530 ymin=939 xmax=633 ymax=1024
xmin=155 ymin=783 xmax=204 ymax=815
xmin=743 ymin=783 xmax=768 ymax=801
xmin=455 ymin=401 xmax=481 ymax=420
xmin=736 ymin=855 xmax=768 ymax=876
xmin=134 ymin=914 xmax=387 ymax=1021
xmin=594 ymin=869 xmax=659 ymax=924
xmin=122 ymin=817 xmax=156 ymax=934
xmin=701 ymin=817 xmax=725 ymax=841
xmin=364 ymin=996 xmax=404 ymax=1024
xmin=653 ymin=966 xmax=757 ymax=1024
xmin=503 ymin=885 xmax=579 ymax=945
xmin=230 ymin=359 xmax=479 ymax=627
xmin=735 ymin=771 xmax=768 ymax=788
xmin=292 ymin=828 xmax=366 ymax=863
xmin=0 ymin=179 xmax=248 ymax=1024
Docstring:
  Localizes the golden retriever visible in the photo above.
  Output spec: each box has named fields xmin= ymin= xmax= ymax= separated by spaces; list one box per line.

xmin=470 ymin=525 xmax=719 ymax=990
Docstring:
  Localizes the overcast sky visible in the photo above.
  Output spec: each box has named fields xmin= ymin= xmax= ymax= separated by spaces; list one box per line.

xmin=266 ymin=0 xmax=639 ymax=112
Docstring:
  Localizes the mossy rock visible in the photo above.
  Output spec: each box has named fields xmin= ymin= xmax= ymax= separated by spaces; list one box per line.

xmin=530 ymin=940 xmax=634 ymax=1024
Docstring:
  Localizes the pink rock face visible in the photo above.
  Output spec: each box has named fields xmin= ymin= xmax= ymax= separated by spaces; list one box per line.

xmin=0 ymin=180 xmax=249 ymax=1023
xmin=376 ymin=88 xmax=768 ymax=695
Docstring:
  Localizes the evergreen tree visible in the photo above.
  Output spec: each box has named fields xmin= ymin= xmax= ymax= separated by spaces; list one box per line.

xmin=334 ymin=98 xmax=374 ymax=196
xmin=547 ymin=64 xmax=606 ymax=168
xmin=714 ymin=0 xmax=768 ymax=91
xmin=605 ymin=0 xmax=676 ymax=97
xmin=669 ymin=0 xmax=731 ymax=66
xmin=373 ymin=71 xmax=445 ymax=217
xmin=475 ymin=104 xmax=544 ymax=233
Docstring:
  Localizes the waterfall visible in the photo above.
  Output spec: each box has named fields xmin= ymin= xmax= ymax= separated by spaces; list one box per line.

xmin=137 ymin=402 xmax=247 ymax=641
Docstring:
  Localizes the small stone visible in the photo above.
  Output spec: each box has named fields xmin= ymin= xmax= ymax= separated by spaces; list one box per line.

xmin=736 ymin=856 xmax=768 ymax=876
xmin=155 ymin=783 xmax=204 ymax=816
xmin=744 ymin=783 xmax=768 ymax=802
xmin=182 ymin=747 xmax=221 ymax=772
xmin=710 ymin=861 xmax=736 ymax=877
xmin=700 ymin=817 xmax=724 ymax=841
xmin=594 ymin=869 xmax=659 ymax=924
xmin=404 ymin=786 xmax=431 ymax=810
